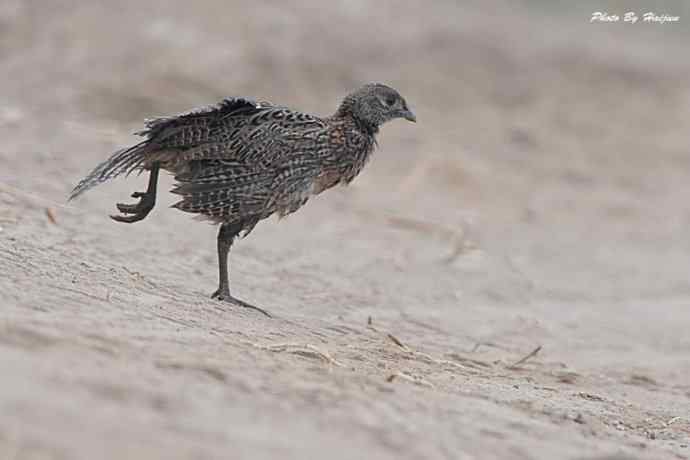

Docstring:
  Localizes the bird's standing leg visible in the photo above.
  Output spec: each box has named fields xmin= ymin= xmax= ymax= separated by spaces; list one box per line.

xmin=110 ymin=162 xmax=160 ymax=223
xmin=211 ymin=223 xmax=272 ymax=317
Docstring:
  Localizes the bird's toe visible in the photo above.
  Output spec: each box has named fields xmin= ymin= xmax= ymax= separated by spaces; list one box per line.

xmin=116 ymin=202 xmax=138 ymax=214
xmin=211 ymin=290 xmax=271 ymax=317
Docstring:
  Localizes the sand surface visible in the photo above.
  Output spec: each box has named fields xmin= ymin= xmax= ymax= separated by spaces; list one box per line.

xmin=1 ymin=1 xmax=690 ymax=459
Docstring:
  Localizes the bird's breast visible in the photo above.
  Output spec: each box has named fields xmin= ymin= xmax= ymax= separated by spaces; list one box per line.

xmin=313 ymin=169 xmax=343 ymax=194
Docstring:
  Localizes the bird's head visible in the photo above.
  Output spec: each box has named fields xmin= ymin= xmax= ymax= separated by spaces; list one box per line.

xmin=337 ymin=83 xmax=416 ymax=131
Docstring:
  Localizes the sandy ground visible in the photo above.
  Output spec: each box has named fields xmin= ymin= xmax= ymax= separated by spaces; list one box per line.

xmin=1 ymin=1 xmax=690 ymax=459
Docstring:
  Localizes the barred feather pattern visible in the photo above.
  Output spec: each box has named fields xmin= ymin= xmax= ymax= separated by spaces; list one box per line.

xmin=70 ymin=87 xmax=402 ymax=236
xmin=68 ymin=141 xmax=150 ymax=200
xmin=69 ymin=98 xmax=272 ymax=200
xmin=166 ymin=106 xmax=377 ymax=234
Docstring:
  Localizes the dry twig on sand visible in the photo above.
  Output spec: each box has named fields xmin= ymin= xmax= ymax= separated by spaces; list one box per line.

xmin=367 ymin=319 xmax=492 ymax=374
xmin=45 ymin=207 xmax=57 ymax=224
xmin=385 ymin=333 xmax=410 ymax=351
xmin=507 ymin=346 xmax=542 ymax=369
xmin=444 ymin=352 xmax=494 ymax=369
xmin=252 ymin=342 xmax=342 ymax=367
xmin=368 ymin=318 xmax=545 ymax=378
xmin=666 ymin=416 xmax=686 ymax=426
xmin=386 ymin=371 xmax=435 ymax=388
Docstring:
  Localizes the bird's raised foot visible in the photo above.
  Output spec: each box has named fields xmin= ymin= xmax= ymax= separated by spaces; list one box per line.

xmin=110 ymin=191 xmax=155 ymax=223
xmin=211 ymin=289 xmax=272 ymax=317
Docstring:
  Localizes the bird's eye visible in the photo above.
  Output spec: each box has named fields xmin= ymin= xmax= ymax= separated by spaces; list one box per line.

xmin=384 ymin=96 xmax=396 ymax=107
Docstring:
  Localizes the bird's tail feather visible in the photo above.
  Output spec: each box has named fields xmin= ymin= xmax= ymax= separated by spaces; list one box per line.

xmin=68 ymin=141 xmax=149 ymax=200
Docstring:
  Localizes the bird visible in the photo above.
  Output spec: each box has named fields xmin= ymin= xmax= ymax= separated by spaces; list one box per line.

xmin=69 ymin=83 xmax=416 ymax=316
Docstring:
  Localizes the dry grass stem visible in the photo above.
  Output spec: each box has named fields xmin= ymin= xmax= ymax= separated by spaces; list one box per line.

xmin=507 ymin=345 xmax=542 ymax=369
xmin=45 ymin=207 xmax=57 ymax=224
xmin=386 ymin=371 xmax=435 ymax=388
xmin=368 ymin=320 xmax=492 ymax=375
xmin=254 ymin=342 xmax=343 ymax=366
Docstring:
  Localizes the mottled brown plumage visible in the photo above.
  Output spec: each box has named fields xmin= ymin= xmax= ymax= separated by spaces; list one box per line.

xmin=70 ymin=83 xmax=415 ymax=315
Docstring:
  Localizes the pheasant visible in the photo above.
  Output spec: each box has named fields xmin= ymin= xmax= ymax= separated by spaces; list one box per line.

xmin=70 ymin=83 xmax=416 ymax=316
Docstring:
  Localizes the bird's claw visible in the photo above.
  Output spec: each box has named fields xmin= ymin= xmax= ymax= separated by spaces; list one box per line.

xmin=110 ymin=190 xmax=155 ymax=223
xmin=211 ymin=290 xmax=272 ymax=317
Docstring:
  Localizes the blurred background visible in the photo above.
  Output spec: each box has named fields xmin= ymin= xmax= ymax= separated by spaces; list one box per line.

xmin=1 ymin=1 xmax=690 ymax=458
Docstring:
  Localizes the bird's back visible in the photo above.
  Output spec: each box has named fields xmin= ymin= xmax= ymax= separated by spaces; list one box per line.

xmin=148 ymin=98 xmax=375 ymax=232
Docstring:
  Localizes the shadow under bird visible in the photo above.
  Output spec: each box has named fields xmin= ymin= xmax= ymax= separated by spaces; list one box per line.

xmin=69 ymin=83 xmax=416 ymax=316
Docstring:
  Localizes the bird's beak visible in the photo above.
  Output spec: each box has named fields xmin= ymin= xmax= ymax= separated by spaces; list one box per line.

xmin=402 ymin=109 xmax=416 ymax=123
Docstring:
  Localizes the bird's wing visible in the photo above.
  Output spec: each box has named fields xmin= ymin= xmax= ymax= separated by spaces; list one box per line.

xmin=141 ymin=98 xmax=328 ymax=165
xmin=138 ymin=97 xmax=268 ymax=140
xmin=168 ymin=107 xmax=330 ymax=221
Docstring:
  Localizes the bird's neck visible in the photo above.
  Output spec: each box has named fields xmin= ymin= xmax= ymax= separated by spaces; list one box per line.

xmin=334 ymin=105 xmax=379 ymax=137
xmin=353 ymin=116 xmax=379 ymax=137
